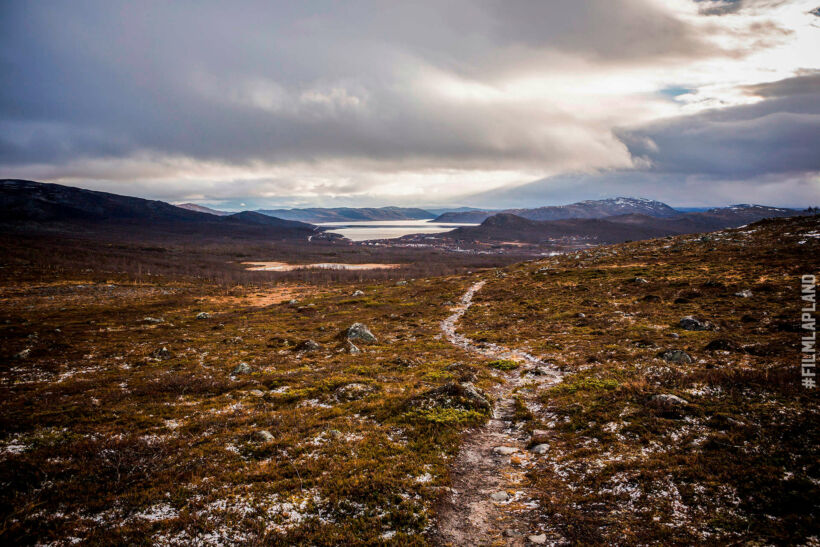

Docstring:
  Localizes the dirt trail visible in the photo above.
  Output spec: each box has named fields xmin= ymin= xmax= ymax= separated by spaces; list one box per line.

xmin=436 ymin=281 xmax=564 ymax=546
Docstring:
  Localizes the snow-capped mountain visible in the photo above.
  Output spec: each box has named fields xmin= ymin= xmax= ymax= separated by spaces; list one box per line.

xmin=434 ymin=197 xmax=681 ymax=223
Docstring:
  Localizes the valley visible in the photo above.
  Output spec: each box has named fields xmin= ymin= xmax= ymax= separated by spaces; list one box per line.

xmin=1 ymin=211 xmax=817 ymax=545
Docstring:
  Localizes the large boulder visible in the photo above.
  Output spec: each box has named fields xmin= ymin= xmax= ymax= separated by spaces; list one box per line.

xmin=344 ymin=323 xmax=378 ymax=344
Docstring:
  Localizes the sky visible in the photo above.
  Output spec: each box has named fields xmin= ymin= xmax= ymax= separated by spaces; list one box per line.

xmin=1 ymin=0 xmax=819 ymax=210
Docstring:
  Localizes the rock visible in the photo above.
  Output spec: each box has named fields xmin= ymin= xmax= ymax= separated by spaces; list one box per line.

xmin=490 ymin=491 xmax=509 ymax=502
xmin=659 ymin=349 xmax=693 ymax=364
xmin=328 ymin=429 xmax=343 ymax=439
xmin=648 ymin=393 xmax=688 ymax=413
xmin=524 ymin=366 xmax=553 ymax=376
xmin=734 ymin=290 xmax=753 ymax=298
xmin=143 ymin=316 xmax=164 ymax=324
xmin=151 ymin=346 xmax=172 ymax=360
xmin=334 ymin=382 xmax=376 ymax=401
xmin=493 ymin=446 xmax=519 ymax=455
xmin=642 ymin=294 xmax=662 ymax=302
xmin=195 ymin=312 xmax=211 ymax=319
xmin=351 ymin=290 xmax=365 ymax=297
xmin=679 ymin=316 xmax=714 ymax=331
xmin=670 ymin=333 xmax=680 ymax=339
xmin=253 ymin=430 xmax=274 ymax=443
xmin=633 ymin=277 xmax=649 ymax=284
xmin=249 ymin=389 xmax=265 ymax=397
xmin=296 ymin=339 xmax=321 ymax=352
xmin=407 ymin=382 xmax=492 ymax=414
xmin=503 ymin=529 xmax=522 ymax=538
xmin=530 ymin=430 xmax=550 ymax=444
xmin=345 ymin=322 xmax=377 ymax=344
xmin=531 ymin=444 xmax=549 ymax=454
xmin=704 ymin=339 xmax=739 ymax=352
xmin=14 ymin=348 xmax=31 ymax=359
xmin=232 ymin=362 xmax=252 ymax=376
xmin=529 ymin=534 xmax=547 ymax=545
xmin=346 ymin=340 xmax=361 ymax=354
xmin=288 ymin=299 xmax=299 ymax=305
xmin=396 ymin=280 xmax=407 ymax=286
xmin=575 ymin=312 xmax=586 ymax=318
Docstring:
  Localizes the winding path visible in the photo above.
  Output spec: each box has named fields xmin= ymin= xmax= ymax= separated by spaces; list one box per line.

xmin=436 ymin=281 xmax=564 ymax=546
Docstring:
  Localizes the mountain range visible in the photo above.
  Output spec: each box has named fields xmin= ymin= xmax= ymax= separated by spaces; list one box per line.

xmin=0 ymin=180 xmax=320 ymax=241
xmin=433 ymin=197 xmax=681 ymax=223
xmin=255 ymin=206 xmax=435 ymax=223
xmin=441 ymin=205 xmax=801 ymax=245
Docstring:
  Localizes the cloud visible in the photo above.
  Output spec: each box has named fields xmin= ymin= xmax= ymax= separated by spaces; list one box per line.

xmin=0 ymin=1 xmax=817 ymax=206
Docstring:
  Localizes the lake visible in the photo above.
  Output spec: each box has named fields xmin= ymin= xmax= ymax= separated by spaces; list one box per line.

xmin=317 ymin=219 xmax=478 ymax=241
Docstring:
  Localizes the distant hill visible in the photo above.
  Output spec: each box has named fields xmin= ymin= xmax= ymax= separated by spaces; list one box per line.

xmin=175 ymin=203 xmax=230 ymax=216
xmin=257 ymin=206 xmax=435 ymax=223
xmin=442 ymin=205 xmax=802 ymax=244
xmin=0 ymin=179 xmax=321 ymax=241
xmin=434 ymin=197 xmax=681 ymax=223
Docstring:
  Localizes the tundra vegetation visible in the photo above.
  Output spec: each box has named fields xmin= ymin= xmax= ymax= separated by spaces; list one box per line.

xmin=0 ymin=215 xmax=818 ymax=545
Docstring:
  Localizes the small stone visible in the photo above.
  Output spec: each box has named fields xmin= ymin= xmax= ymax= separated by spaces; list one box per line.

xmin=530 ymin=430 xmax=550 ymax=444
xmin=351 ymin=290 xmax=364 ymax=297
xmin=734 ymin=290 xmax=753 ymax=298
xmin=528 ymin=534 xmax=547 ymax=544
xmin=328 ymin=429 xmax=343 ymax=439
xmin=490 ymin=491 xmax=509 ymax=501
xmin=648 ymin=393 xmax=688 ymax=413
xmin=143 ymin=316 xmax=164 ymax=324
xmin=575 ymin=312 xmax=586 ymax=318
xmin=531 ymin=444 xmax=549 ymax=454
xmin=679 ymin=316 xmax=714 ymax=331
xmin=232 ymin=362 xmax=252 ymax=375
xmin=249 ymin=389 xmax=265 ymax=397
xmin=659 ymin=349 xmax=693 ymax=364
xmin=346 ymin=340 xmax=361 ymax=354
xmin=396 ymin=280 xmax=407 ymax=286
xmin=253 ymin=430 xmax=274 ymax=443
xmin=633 ymin=277 xmax=649 ymax=284
xmin=493 ymin=446 xmax=519 ymax=455
xmin=195 ymin=312 xmax=211 ymax=319
xmin=296 ymin=339 xmax=321 ymax=352
xmin=345 ymin=322 xmax=377 ymax=344
xmin=14 ymin=348 xmax=31 ymax=359
xmin=151 ymin=346 xmax=172 ymax=360
xmin=288 ymin=299 xmax=299 ymax=305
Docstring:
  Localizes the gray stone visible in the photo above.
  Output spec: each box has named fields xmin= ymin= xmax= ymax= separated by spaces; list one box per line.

xmin=253 ymin=430 xmax=274 ymax=443
xmin=296 ymin=339 xmax=321 ymax=352
xmin=335 ymin=382 xmax=376 ymax=401
xmin=195 ymin=312 xmax=211 ymax=319
xmin=531 ymin=444 xmax=549 ymax=454
xmin=530 ymin=429 xmax=550 ymax=444
xmin=529 ymin=534 xmax=547 ymax=544
xmin=232 ymin=362 xmax=252 ymax=375
xmin=679 ymin=316 xmax=714 ymax=331
xmin=346 ymin=340 xmax=361 ymax=354
xmin=649 ymin=393 xmax=689 ymax=412
xmin=493 ymin=446 xmax=519 ymax=455
xmin=734 ymin=290 xmax=753 ymax=298
xmin=151 ymin=346 xmax=172 ymax=360
xmin=491 ymin=491 xmax=509 ymax=501
xmin=351 ymin=290 xmax=364 ymax=297
xmin=407 ymin=382 xmax=492 ymax=414
xmin=345 ymin=322 xmax=377 ymax=344
xmin=143 ymin=316 xmax=164 ymax=324
xmin=659 ymin=349 xmax=693 ymax=364
xmin=633 ymin=277 xmax=649 ymax=284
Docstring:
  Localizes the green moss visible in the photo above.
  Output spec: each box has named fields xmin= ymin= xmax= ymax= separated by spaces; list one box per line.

xmin=487 ymin=359 xmax=519 ymax=371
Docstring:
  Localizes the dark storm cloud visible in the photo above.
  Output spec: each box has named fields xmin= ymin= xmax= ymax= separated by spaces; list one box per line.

xmin=617 ymin=73 xmax=820 ymax=177
xmin=0 ymin=0 xmax=717 ymax=171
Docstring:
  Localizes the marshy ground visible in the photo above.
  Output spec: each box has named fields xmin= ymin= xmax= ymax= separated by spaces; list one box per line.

xmin=1 ymin=215 xmax=818 ymax=545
